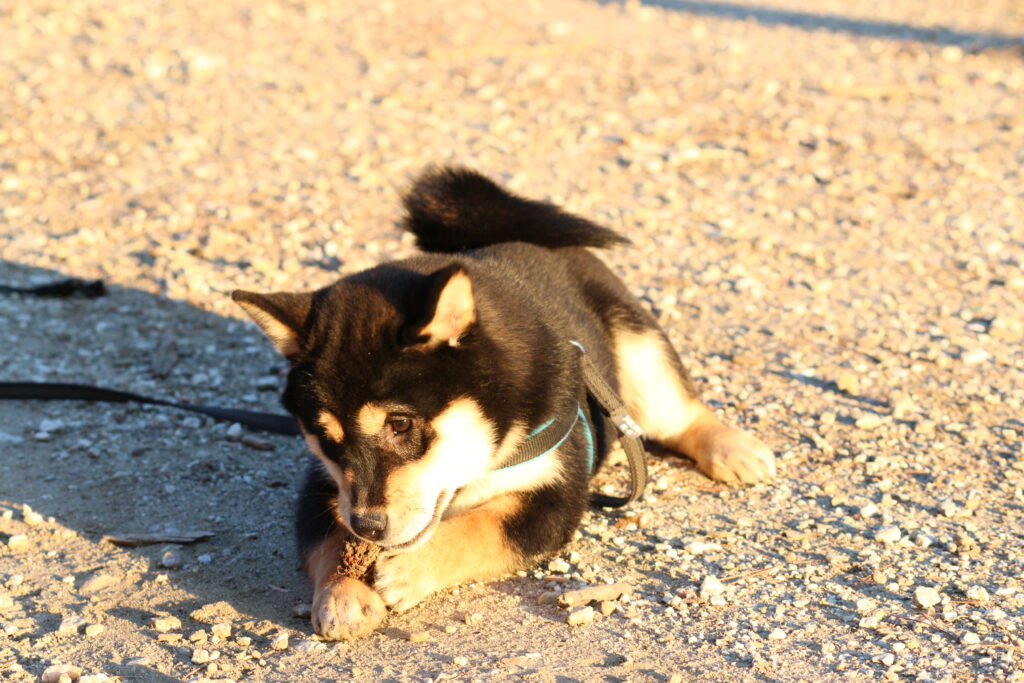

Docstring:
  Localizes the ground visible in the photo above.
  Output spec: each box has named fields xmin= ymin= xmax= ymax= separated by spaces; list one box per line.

xmin=1 ymin=0 xmax=1023 ymax=681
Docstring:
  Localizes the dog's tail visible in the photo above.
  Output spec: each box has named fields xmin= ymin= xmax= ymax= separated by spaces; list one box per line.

xmin=402 ymin=166 xmax=630 ymax=253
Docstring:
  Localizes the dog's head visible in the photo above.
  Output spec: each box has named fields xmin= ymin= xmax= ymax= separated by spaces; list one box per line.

xmin=233 ymin=263 xmax=509 ymax=552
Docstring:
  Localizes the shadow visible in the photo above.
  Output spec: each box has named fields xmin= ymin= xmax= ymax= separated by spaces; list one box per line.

xmin=607 ymin=0 xmax=1024 ymax=50
xmin=0 ymin=260 xmax=326 ymax=679
xmin=769 ymin=368 xmax=890 ymax=411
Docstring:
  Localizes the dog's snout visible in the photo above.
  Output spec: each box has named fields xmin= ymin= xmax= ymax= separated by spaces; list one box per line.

xmin=350 ymin=511 xmax=388 ymax=541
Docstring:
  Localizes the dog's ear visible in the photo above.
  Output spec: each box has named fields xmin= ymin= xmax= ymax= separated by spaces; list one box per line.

xmin=232 ymin=290 xmax=313 ymax=359
xmin=411 ymin=265 xmax=476 ymax=348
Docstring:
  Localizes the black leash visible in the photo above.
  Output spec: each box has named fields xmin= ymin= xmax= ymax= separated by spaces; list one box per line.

xmin=0 ymin=382 xmax=300 ymax=436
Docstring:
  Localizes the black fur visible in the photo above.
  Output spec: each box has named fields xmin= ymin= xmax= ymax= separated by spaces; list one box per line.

xmin=403 ymin=166 xmax=630 ymax=253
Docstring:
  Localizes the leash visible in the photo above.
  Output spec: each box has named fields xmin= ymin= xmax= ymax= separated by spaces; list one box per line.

xmin=2 ymin=277 xmax=646 ymax=507
xmin=497 ymin=341 xmax=648 ymax=508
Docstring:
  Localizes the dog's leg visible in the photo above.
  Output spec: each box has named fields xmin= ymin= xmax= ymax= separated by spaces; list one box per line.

xmin=305 ymin=530 xmax=387 ymax=640
xmin=374 ymin=493 xmax=540 ymax=612
xmin=613 ymin=325 xmax=776 ymax=484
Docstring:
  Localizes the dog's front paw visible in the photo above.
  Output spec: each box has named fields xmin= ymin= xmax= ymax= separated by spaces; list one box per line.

xmin=374 ymin=551 xmax=440 ymax=613
xmin=312 ymin=576 xmax=386 ymax=640
xmin=696 ymin=426 xmax=776 ymax=484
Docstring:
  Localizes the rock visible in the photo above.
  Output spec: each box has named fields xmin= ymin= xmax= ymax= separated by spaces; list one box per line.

xmin=962 ymin=632 xmax=980 ymax=645
xmin=84 ymin=624 xmax=104 ymax=637
xmin=404 ymin=630 xmax=430 ymax=643
xmin=22 ymin=505 xmax=43 ymax=526
xmin=966 ymin=586 xmax=989 ymax=604
xmin=191 ymin=649 xmax=211 ymax=664
xmin=837 ymin=372 xmax=860 ymax=394
xmin=269 ymin=632 xmax=289 ymax=650
xmin=859 ymin=504 xmax=879 ymax=518
xmin=8 ymin=534 xmax=29 ymax=550
xmin=914 ymin=586 xmax=942 ymax=609
xmin=58 ymin=616 xmax=87 ymax=634
xmin=152 ymin=615 xmax=181 ymax=632
xmin=547 ymin=558 xmax=571 ymax=573
xmin=856 ymin=414 xmax=884 ymax=431
xmin=41 ymin=664 xmax=83 ymax=683
xmin=768 ymin=628 xmax=787 ymax=640
xmin=566 ymin=605 xmax=595 ymax=626
xmin=0 ymin=594 xmax=14 ymax=611
xmin=160 ymin=548 xmax=183 ymax=568
xmin=699 ymin=575 xmax=725 ymax=602
xmin=78 ymin=573 xmax=118 ymax=595
xmin=874 ymin=526 xmax=901 ymax=544
xmin=211 ymin=622 xmax=231 ymax=639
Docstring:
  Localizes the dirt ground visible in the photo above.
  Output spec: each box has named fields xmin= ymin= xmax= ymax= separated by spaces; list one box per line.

xmin=2 ymin=0 xmax=1023 ymax=681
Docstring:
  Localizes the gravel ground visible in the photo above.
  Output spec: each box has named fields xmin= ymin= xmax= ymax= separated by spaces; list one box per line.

xmin=2 ymin=0 xmax=1024 ymax=681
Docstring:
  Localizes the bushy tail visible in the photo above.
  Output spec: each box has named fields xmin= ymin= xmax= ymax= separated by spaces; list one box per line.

xmin=402 ymin=166 xmax=630 ymax=253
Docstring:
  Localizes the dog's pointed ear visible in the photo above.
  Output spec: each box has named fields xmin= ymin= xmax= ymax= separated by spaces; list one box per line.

xmin=232 ymin=290 xmax=313 ymax=359
xmin=413 ymin=265 xmax=476 ymax=348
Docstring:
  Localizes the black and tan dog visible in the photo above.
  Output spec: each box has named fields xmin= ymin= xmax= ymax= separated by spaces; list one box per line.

xmin=233 ymin=167 xmax=775 ymax=639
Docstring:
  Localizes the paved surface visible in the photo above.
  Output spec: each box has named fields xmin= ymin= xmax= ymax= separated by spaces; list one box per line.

xmin=1 ymin=1 xmax=1023 ymax=681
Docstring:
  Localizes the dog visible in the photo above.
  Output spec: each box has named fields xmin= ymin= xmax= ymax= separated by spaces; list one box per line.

xmin=232 ymin=167 xmax=775 ymax=639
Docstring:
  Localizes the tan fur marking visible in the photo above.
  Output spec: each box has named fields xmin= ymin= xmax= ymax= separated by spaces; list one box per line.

xmin=317 ymin=411 xmax=345 ymax=442
xmin=234 ymin=299 xmax=301 ymax=357
xmin=356 ymin=403 xmax=387 ymax=436
xmin=300 ymin=426 xmax=351 ymax=522
xmin=374 ymin=494 xmax=524 ymax=610
xmin=613 ymin=327 xmax=702 ymax=441
xmin=420 ymin=270 xmax=476 ymax=347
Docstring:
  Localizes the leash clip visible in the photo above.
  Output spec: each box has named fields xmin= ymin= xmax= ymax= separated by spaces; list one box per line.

xmin=611 ymin=407 xmax=643 ymax=440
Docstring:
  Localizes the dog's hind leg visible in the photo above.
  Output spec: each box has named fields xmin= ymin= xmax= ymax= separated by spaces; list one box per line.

xmin=612 ymin=323 xmax=776 ymax=484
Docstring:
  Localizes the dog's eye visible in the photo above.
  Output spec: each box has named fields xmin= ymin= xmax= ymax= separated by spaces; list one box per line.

xmin=387 ymin=416 xmax=412 ymax=435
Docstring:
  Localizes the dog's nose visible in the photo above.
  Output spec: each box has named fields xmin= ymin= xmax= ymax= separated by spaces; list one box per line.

xmin=350 ymin=511 xmax=388 ymax=541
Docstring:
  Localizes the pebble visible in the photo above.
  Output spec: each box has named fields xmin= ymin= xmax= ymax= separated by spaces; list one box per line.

xmin=966 ymin=586 xmax=989 ymax=604
xmin=566 ymin=605 xmax=595 ymax=626
xmin=874 ymin=526 xmax=901 ymax=544
xmin=269 ymin=632 xmax=289 ymax=650
xmin=160 ymin=548 xmax=183 ymax=568
xmin=914 ymin=586 xmax=943 ymax=609
xmin=211 ymin=622 xmax=232 ymax=639
xmin=22 ymin=504 xmax=44 ymax=526
xmin=547 ymin=558 xmax=571 ymax=573
xmin=41 ymin=664 xmax=82 ymax=683
xmin=768 ymin=628 xmax=787 ymax=640
xmin=0 ymin=595 xmax=14 ymax=610
xmin=152 ymin=615 xmax=182 ymax=632
xmin=191 ymin=649 xmax=211 ymax=664
xmin=837 ymin=372 xmax=860 ymax=394
xmin=855 ymin=415 xmax=884 ymax=431
xmin=962 ymin=632 xmax=981 ymax=645
xmin=58 ymin=616 xmax=87 ymax=634
xmin=78 ymin=573 xmax=118 ymax=595
xmin=7 ymin=534 xmax=29 ymax=550
xmin=699 ymin=575 xmax=725 ymax=602
xmin=84 ymin=624 xmax=104 ymax=637
xmin=404 ymin=630 xmax=430 ymax=643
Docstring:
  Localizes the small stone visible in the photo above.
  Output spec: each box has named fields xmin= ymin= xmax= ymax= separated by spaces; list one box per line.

xmin=966 ymin=586 xmax=989 ymax=604
xmin=84 ymin=624 xmax=105 ymax=637
xmin=292 ymin=604 xmax=311 ymax=618
xmin=0 ymin=594 xmax=14 ymax=611
xmin=859 ymin=611 xmax=886 ymax=630
xmin=453 ymin=656 xmax=469 ymax=666
xmin=191 ymin=649 xmax=211 ymax=664
xmin=22 ymin=505 xmax=44 ymax=526
xmin=856 ymin=414 xmax=884 ymax=431
xmin=157 ymin=633 xmax=181 ymax=643
xmin=914 ymin=586 xmax=942 ymax=609
xmin=875 ymin=526 xmax=901 ymax=544
xmin=152 ymin=615 xmax=181 ymax=632
xmin=269 ymin=632 xmax=289 ymax=650
xmin=962 ymin=632 xmax=981 ymax=645
xmin=444 ymin=624 xmax=457 ymax=634
xmin=79 ymin=574 xmax=118 ymax=595
xmin=566 ymin=605 xmax=595 ymax=626
xmin=210 ymin=623 xmax=231 ymax=639
xmin=915 ymin=420 xmax=936 ymax=435
xmin=225 ymin=423 xmax=243 ymax=441
xmin=41 ymin=664 xmax=82 ymax=683
xmin=684 ymin=541 xmax=721 ymax=555
xmin=768 ymin=628 xmax=787 ymax=640
xmin=160 ymin=548 xmax=182 ymax=568
xmin=961 ymin=349 xmax=990 ymax=365
xmin=699 ymin=575 xmax=725 ymax=602
xmin=236 ymin=636 xmax=252 ymax=647
xmin=941 ymin=501 xmax=960 ymax=518
xmin=547 ymin=558 xmax=571 ymax=573
xmin=837 ymin=372 xmax=860 ymax=394
xmin=58 ymin=616 xmax=87 ymax=634
xmin=463 ymin=612 xmax=483 ymax=626
xmin=294 ymin=639 xmax=326 ymax=652
xmin=8 ymin=534 xmax=29 ymax=550
xmin=860 ymin=504 xmax=879 ymax=518
xmin=891 ymin=395 xmax=916 ymax=419
xmin=405 ymin=630 xmax=430 ymax=643
xmin=600 ymin=600 xmax=617 ymax=616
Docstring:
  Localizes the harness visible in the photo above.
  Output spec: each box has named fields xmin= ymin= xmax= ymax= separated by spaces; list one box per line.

xmin=0 ymin=278 xmax=648 ymax=509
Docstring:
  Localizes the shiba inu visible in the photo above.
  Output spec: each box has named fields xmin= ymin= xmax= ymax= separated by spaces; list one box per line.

xmin=232 ymin=167 xmax=775 ymax=639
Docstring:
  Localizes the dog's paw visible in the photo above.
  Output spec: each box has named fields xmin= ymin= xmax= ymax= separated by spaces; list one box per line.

xmin=696 ymin=426 xmax=776 ymax=485
xmin=312 ymin=576 xmax=386 ymax=640
xmin=374 ymin=551 xmax=439 ymax=613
